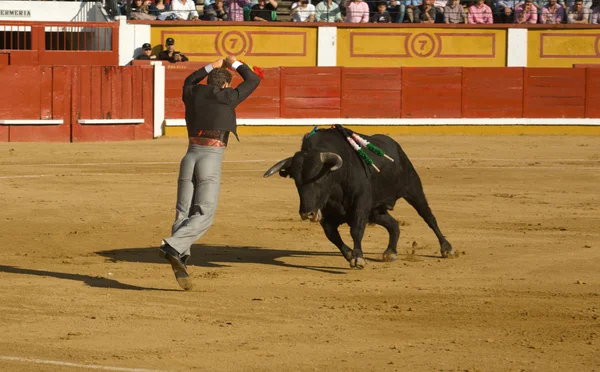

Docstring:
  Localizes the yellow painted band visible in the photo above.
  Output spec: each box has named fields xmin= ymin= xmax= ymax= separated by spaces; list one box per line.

xmin=165 ymin=126 xmax=600 ymax=136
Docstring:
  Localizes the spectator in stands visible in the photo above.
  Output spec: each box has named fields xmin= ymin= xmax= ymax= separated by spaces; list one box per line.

xmin=345 ymin=0 xmax=370 ymax=22
xmin=171 ymin=0 xmax=200 ymax=20
xmin=567 ymin=0 xmax=590 ymax=21
xmin=228 ymin=0 xmax=252 ymax=21
xmin=444 ymin=0 xmax=466 ymax=23
xmin=159 ymin=38 xmax=190 ymax=63
xmin=315 ymin=0 xmax=344 ymax=21
xmin=129 ymin=0 xmax=157 ymax=19
xmin=204 ymin=0 xmax=231 ymax=20
xmin=527 ymin=0 xmax=545 ymax=20
xmin=136 ymin=43 xmax=157 ymax=60
xmin=592 ymin=3 xmax=600 ymax=22
xmin=468 ymin=0 xmax=493 ymax=23
xmin=405 ymin=0 xmax=423 ymax=22
xmin=149 ymin=0 xmax=171 ymax=16
xmin=387 ymin=0 xmax=406 ymax=23
xmin=370 ymin=1 xmax=393 ymax=20
xmin=497 ymin=0 xmax=516 ymax=22
xmin=432 ymin=0 xmax=446 ymax=22
xmin=250 ymin=0 xmax=278 ymax=21
xmin=415 ymin=0 xmax=436 ymax=22
xmin=291 ymin=0 xmax=316 ymax=21
xmin=559 ymin=0 xmax=592 ymax=9
xmin=541 ymin=0 xmax=565 ymax=22
xmin=515 ymin=0 xmax=538 ymax=22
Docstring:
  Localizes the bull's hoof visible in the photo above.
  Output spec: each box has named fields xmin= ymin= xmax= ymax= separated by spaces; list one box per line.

xmin=341 ymin=248 xmax=354 ymax=262
xmin=382 ymin=250 xmax=398 ymax=262
xmin=440 ymin=241 xmax=455 ymax=258
xmin=349 ymin=257 xmax=367 ymax=269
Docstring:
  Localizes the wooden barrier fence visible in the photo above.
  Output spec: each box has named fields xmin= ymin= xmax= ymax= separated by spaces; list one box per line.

xmin=0 ymin=65 xmax=153 ymax=142
xmin=162 ymin=65 xmax=600 ymax=120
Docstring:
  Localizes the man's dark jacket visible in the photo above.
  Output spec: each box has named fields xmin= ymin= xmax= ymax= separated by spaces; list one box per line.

xmin=182 ymin=64 xmax=260 ymax=140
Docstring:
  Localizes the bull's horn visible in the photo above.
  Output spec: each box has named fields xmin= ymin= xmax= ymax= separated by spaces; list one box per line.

xmin=320 ymin=152 xmax=343 ymax=171
xmin=263 ymin=157 xmax=293 ymax=178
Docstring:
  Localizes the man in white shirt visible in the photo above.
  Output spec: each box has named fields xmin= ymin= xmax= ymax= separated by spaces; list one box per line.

xmin=315 ymin=0 xmax=343 ymax=21
xmin=291 ymin=0 xmax=316 ymax=21
xmin=171 ymin=0 xmax=200 ymax=20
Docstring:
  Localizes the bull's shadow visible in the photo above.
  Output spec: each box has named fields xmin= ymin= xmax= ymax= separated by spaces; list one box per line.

xmin=96 ymin=244 xmax=349 ymax=275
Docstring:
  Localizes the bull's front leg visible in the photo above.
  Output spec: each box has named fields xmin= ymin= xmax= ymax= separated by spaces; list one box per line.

xmin=349 ymin=221 xmax=367 ymax=269
xmin=320 ymin=221 xmax=354 ymax=263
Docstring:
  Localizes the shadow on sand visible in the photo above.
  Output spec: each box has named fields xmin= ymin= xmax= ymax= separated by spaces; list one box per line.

xmin=97 ymin=244 xmax=351 ymax=275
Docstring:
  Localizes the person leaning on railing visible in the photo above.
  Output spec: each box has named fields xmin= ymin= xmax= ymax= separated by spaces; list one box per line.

xmin=370 ymin=1 xmax=393 ymax=21
xmin=149 ymin=0 xmax=171 ymax=16
xmin=386 ymin=0 xmax=406 ymax=23
xmin=444 ymin=0 xmax=467 ymax=23
xmin=567 ymin=0 xmax=590 ymax=22
xmin=291 ymin=0 xmax=316 ymax=22
xmin=592 ymin=3 xmax=600 ymax=23
xmin=514 ymin=0 xmax=538 ymax=23
xmin=468 ymin=0 xmax=493 ymax=23
xmin=315 ymin=0 xmax=344 ymax=22
xmin=128 ymin=0 xmax=157 ymax=20
xmin=170 ymin=0 xmax=200 ymax=20
xmin=250 ymin=0 xmax=278 ymax=21
xmin=541 ymin=0 xmax=565 ymax=23
xmin=414 ymin=0 xmax=436 ymax=22
xmin=345 ymin=0 xmax=370 ymax=22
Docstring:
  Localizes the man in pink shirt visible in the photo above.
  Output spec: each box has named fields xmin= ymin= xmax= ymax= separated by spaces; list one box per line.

xmin=515 ymin=0 xmax=538 ymax=23
xmin=345 ymin=0 xmax=370 ymax=23
xmin=467 ymin=0 xmax=493 ymax=23
xmin=540 ymin=0 xmax=564 ymax=23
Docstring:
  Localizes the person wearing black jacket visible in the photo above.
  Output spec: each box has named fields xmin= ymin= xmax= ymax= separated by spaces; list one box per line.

xmin=158 ymin=37 xmax=189 ymax=63
xmin=158 ymin=56 xmax=260 ymax=290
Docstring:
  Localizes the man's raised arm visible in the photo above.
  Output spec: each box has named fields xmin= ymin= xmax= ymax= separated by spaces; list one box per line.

xmin=183 ymin=58 xmax=224 ymax=86
xmin=226 ymin=57 xmax=261 ymax=107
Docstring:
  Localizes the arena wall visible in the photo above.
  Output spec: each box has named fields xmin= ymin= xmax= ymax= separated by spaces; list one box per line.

xmin=133 ymin=21 xmax=600 ymax=68
xmin=0 ymin=65 xmax=154 ymax=142
xmin=156 ymin=63 xmax=600 ymax=136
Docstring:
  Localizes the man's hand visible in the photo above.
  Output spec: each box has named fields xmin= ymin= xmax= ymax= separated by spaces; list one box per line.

xmin=212 ymin=58 xmax=224 ymax=69
xmin=174 ymin=54 xmax=182 ymax=62
xmin=224 ymin=55 xmax=237 ymax=68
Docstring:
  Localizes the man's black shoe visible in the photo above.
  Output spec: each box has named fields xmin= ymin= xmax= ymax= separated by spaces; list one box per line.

xmin=158 ymin=244 xmax=193 ymax=291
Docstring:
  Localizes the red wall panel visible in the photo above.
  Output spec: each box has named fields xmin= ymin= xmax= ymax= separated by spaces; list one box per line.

xmin=462 ymin=67 xmax=523 ymax=118
xmin=585 ymin=68 xmax=600 ymax=118
xmin=341 ymin=68 xmax=402 ymax=118
xmin=281 ymin=67 xmax=341 ymax=118
xmin=71 ymin=66 xmax=151 ymax=142
xmin=402 ymin=67 xmax=462 ymax=118
xmin=523 ymin=68 xmax=585 ymax=118
xmin=164 ymin=66 xmax=191 ymax=119
xmin=233 ymin=67 xmax=280 ymax=119
xmin=0 ymin=66 xmax=42 ymax=119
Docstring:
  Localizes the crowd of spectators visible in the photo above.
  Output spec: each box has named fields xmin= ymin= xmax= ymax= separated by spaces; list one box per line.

xmin=123 ymin=0 xmax=600 ymax=23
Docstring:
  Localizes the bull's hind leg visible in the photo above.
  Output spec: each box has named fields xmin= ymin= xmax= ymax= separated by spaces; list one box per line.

xmin=320 ymin=220 xmax=354 ymax=263
xmin=371 ymin=211 xmax=400 ymax=262
xmin=405 ymin=189 xmax=454 ymax=258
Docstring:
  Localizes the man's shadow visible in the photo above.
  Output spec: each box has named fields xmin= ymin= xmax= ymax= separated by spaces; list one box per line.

xmin=97 ymin=244 xmax=349 ymax=275
xmin=0 ymin=265 xmax=177 ymax=292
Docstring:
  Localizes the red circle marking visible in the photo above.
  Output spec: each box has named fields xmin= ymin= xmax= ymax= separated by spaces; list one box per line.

xmin=410 ymin=33 xmax=436 ymax=58
xmin=221 ymin=31 xmax=247 ymax=57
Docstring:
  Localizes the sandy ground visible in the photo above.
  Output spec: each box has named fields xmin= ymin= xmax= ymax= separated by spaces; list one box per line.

xmin=0 ymin=134 xmax=598 ymax=372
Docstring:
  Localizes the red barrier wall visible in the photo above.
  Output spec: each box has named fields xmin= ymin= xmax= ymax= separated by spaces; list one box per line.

xmin=164 ymin=66 xmax=599 ymax=120
xmin=341 ymin=68 xmax=402 ymax=118
xmin=523 ymin=68 xmax=586 ymax=118
xmin=0 ymin=65 xmax=153 ymax=142
xmin=462 ymin=67 xmax=523 ymax=118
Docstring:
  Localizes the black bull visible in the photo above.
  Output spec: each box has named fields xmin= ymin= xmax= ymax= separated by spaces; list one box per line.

xmin=263 ymin=128 xmax=454 ymax=269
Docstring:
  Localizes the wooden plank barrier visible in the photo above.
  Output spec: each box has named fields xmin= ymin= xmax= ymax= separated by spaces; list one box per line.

xmin=281 ymin=67 xmax=341 ymax=118
xmin=585 ymin=68 xmax=600 ymax=119
xmin=0 ymin=65 xmax=152 ymax=142
xmin=401 ymin=67 xmax=462 ymax=118
xmin=462 ymin=67 xmax=524 ymax=118
xmin=341 ymin=68 xmax=402 ymax=118
xmin=523 ymin=68 xmax=586 ymax=118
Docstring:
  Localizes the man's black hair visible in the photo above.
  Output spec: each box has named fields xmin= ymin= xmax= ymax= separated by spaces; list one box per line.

xmin=207 ymin=68 xmax=233 ymax=87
